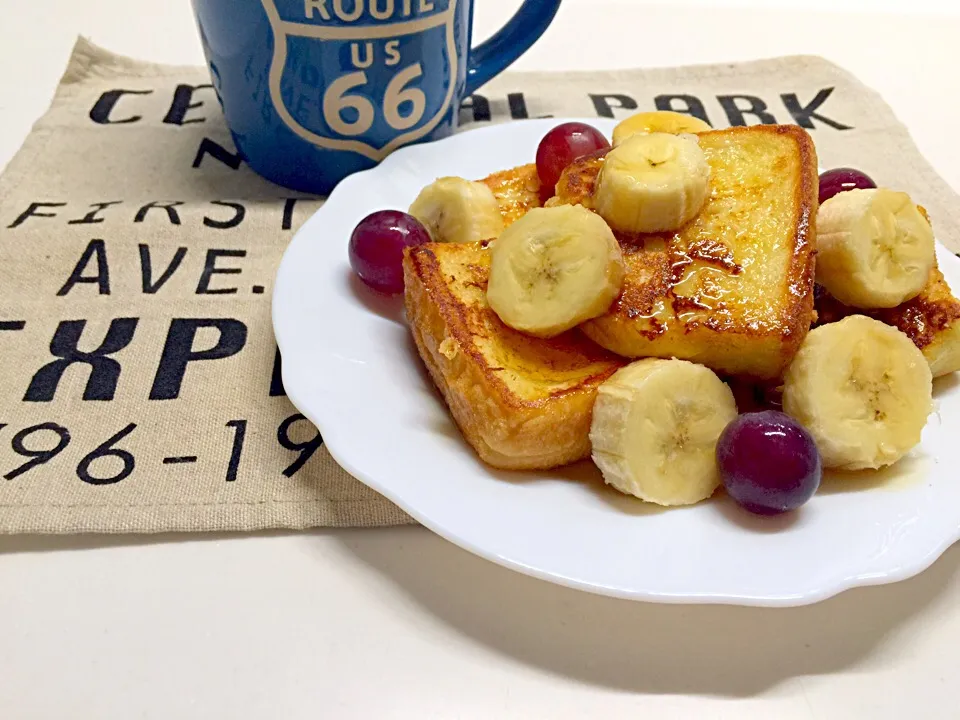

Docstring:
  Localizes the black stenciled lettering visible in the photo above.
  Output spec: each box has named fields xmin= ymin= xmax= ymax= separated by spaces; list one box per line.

xmin=7 ymin=202 xmax=66 ymax=229
xmin=4 ymin=423 xmax=71 ymax=481
xmin=277 ymin=414 xmax=323 ymax=477
xmin=654 ymin=94 xmax=711 ymax=125
xmin=460 ymin=94 xmax=491 ymax=123
xmin=192 ymin=138 xmax=243 ymax=169
xmin=282 ymin=198 xmax=298 ymax=230
xmin=89 ymin=89 xmax=153 ymax=124
xmin=76 ymin=423 xmax=137 ymax=485
xmin=508 ymin=93 xmax=528 ymax=119
xmin=781 ymin=87 xmax=852 ymax=130
xmin=149 ymin=318 xmax=248 ymax=400
xmin=67 ymin=201 xmax=123 ymax=225
xmin=203 ymin=201 xmax=246 ymax=229
xmin=24 ymin=318 xmax=139 ymax=402
xmin=270 ymin=346 xmax=286 ymax=397
xmin=139 ymin=244 xmax=187 ymax=294
xmin=717 ymin=95 xmax=777 ymax=126
xmin=197 ymin=249 xmax=246 ymax=294
xmin=163 ymin=83 xmax=214 ymax=125
xmin=162 ymin=456 xmax=197 ymax=464
xmin=134 ymin=201 xmax=184 ymax=225
xmin=57 ymin=239 xmax=110 ymax=296
xmin=224 ymin=419 xmax=247 ymax=482
xmin=506 ymin=92 xmax=553 ymax=121
xmin=589 ymin=93 xmax=638 ymax=118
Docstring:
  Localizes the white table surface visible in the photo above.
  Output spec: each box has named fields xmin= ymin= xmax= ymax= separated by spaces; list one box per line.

xmin=3 ymin=1 xmax=960 ymax=718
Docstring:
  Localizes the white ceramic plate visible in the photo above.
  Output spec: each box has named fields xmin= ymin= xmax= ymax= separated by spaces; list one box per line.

xmin=273 ymin=118 xmax=960 ymax=607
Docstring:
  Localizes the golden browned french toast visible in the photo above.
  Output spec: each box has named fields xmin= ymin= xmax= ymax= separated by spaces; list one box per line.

xmin=403 ymin=126 xmax=821 ymax=468
xmin=555 ymin=125 xmax=819 ymax=380
xmin=479 ymin=163 xmax=542 ymax=226
xmin=815 ymin=265 xmax=960 ymax=378
xmin=403 ymin=240 xmax=623 ymax=470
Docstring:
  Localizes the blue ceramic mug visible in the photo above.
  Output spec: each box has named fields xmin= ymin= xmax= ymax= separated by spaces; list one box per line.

xmin=191 ymin=0 xmax=563 ymax=195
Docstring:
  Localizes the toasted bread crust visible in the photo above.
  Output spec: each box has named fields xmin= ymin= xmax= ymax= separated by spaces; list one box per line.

xmin=556 ymin=125 xmax=819 ymax=380
xmin=816 ymin=264 xmax=960 ymax=377
xmin=403 ymin=243 xmax=622 ymax=469
xmin=779 ymin=125 xmax=820 ymax=355
xmin=401 ymin=126 xmax=823 ymax=470
xmin=480 ymin=163 xmax=542 ymax=226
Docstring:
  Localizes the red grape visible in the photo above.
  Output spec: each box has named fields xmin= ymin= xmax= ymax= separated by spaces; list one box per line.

xmin=818 ymin=167 xmax=876 ymax=205
xmin=716 ymin=410 xmax=822 ymax=515
xmin=536 ymin=122 xmax=611 ymax=194
xmin=348 ymin=210 xmax=430 ymax=295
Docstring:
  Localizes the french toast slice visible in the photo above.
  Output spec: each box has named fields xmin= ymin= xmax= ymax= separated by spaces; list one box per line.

xmin=555 ymin=125 xmax=819 ymax=381
xmin=479 ymin=162 xmax=542 ymax=226
xmin=402 ymin=126 xmax=818 ymax=468
xmin=815 ymin=264 xmax=960 ymax=378
xmin=403 ymin=241 xmax=623 ymax=470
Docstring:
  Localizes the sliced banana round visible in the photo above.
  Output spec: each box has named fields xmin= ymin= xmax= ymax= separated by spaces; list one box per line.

xmin=816 ymin=188 xmax=935 ymax=309
xmin=486 ymin=205 xmax=624 ymax=338
xmin=594 ymin=132 xmax=711 ymax=234
xmin=925 ymin=321 xmax=960 ymax=378
xmin=782 ymin=315 xmax=932 ymax=470
xmin=590 ymin=358 xmax=738 ymax=506
xmin=408 ymin=176 xmax=505 ymax=244
xmin=612 ymin=110 xmax=712 ymax=146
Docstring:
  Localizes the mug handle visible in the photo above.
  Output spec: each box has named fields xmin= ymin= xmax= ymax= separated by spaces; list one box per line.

xmin=465 ymin=0 xmax=563 ymax=97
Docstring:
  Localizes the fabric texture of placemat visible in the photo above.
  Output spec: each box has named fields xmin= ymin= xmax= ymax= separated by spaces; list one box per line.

xmin=1 ymin=37 xmax=957 ymax=534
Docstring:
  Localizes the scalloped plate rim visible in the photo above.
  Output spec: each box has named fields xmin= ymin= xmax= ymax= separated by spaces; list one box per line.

xmin=273 ymin=118 xmax=960 ymax=607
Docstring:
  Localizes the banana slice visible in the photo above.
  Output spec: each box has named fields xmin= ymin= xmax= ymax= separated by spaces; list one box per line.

xmin=926 ymin=321 xmax=960 ymax=378
xmin=782 ymin=315 xmax=932 ymax=470
xmin=486 ymin=205 xmax=624 ymax=338
xmin=594 ymin=132 xmax=711 ymax=234
xmin=816 ymin=188 xmax=935 ymax=308
xmin=590 ymin=358 xmax=738 ymax=506
xmin=408 ymin=176 xmax=506 ymax=244
xmin=612 ymin=110 xmax=712 ymax=145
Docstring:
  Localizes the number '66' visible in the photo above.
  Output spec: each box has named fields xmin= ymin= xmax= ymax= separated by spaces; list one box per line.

xmin=323 ymin=62 xmax=426 ymax=136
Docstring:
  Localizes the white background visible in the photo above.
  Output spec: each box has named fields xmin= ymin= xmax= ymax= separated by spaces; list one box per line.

xmin=3 ymin=1 xmax=960 ymax=718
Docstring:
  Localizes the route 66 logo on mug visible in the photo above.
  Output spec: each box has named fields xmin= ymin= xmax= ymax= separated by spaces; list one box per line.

xmin=191 ymin=0 xmax=563 ymax=195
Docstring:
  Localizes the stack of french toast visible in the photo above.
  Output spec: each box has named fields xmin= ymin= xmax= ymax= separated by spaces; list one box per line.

xmin=397 ymin=112 xmax=960 ymax=508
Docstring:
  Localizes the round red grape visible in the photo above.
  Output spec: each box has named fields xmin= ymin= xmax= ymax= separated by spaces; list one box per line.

xmin=818 ymin=167 xmax=876 ymax=205
xmin=348 ymin=210 xmax=430 ymax=295
xmin=536 ymin=122 xmax=611 ymax=194
xmin=717 ymin=410 xmax=822 ymax=515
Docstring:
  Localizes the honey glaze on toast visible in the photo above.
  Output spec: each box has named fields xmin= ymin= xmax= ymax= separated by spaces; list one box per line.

xmin=402 ymin=124 xmax=960 ymax=469
xmin=403 ymin=240 xmax=623 ymax=470
xmin=553 ymin=125 xmax=820 ymax=381
xmin=402 ymin=125 xmax=818 ymax=468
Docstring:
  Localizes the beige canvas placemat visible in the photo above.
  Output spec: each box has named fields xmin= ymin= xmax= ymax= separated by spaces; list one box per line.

xmin=1 ymin=37 xmax=957 ymax=534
